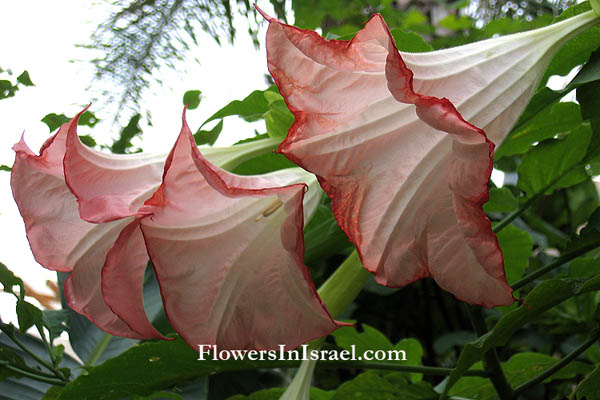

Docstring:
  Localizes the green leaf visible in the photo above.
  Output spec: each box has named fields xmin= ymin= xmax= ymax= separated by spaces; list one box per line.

xmin=566 ymin=207 xmax=600 ymax=253
xmin=390 ymin=29 xmax=433 ymax=52
xmin=182 ymin=90 xmax=202 ymax=110
xmin=231 ymin=151 xmax=296 ymax=175
xmin=56 ymin=337 xmax=301 ymax=400
xmin=41 ymin=310 xmax=71 ymax=342
xmin=571 ymin=48 xmax=600 ymax=87
xmin=438 ymin=14 xmax=472 ymax=31
xmin=330 ymin=372 xmax=437 ymax=400
xmin=0 ymin=80 xmax=17 ymax=99
xmin=0 ymin=332 xmax=81 ymax=398
xmin=57 ymin=266 xmax=167 ymax=367
xmin=228 ymin=387 xmax=333 ymax=400
xmin=540 ymin=2 xmax=600 ymax=87
xmin=41 ymin=114 xmax=70 ymax=133
xmin=332 ymin=324 xmax=423 ymax=382
xmin=0 ymin=262 xmax=25 ymax=299
xmin=578 ymin=80 xmax=600 ymax=161
xmin=450 ymin=352 xmax=592 ymax=399
xmin=264 ymin=91 xmax=294 ymax=139
xmin=0 ymin=165 xmax=11 ymax=172
xmin=592 ymin=0 xmax=600 ymax=16
xmin=497 ymin=225 xmax=533 ymax=286
xmin=201 ymin=89 xmax=272 ymax=127
xmin=78 ymin=111 xmax=99 ymax=128
xmin=576 ymin=364 xmax=600 ymax=400
xmin=517 ymin=123 xmax=592 ymax=198
xmin=304 ymin=203 xmax=354 ymax=266
xmin=444 ymin=273 xmax=600 ymax=395
xmin=110 ymin=114 xmax=143 ymax=154
xmin=433 ymin=331 xmax=477 ymax=355
xmin=42 ymin=111 xmax=99 ymax=133
xmin=16 ymin=300 xmax=43 ymax=334
xmin=483 ymin=188 xmax=518 ymax=213
xmin=0 ymin=345 xmax=28 ymax=381
xmin=497 ymin=102 xmax=583 ymax=158
xmin=194 ymin=119 xmax=223 ymax=146
xmin=570 ymin=258 xmax=600 ymax=278
xmin=16 ymin=71 xmax=34 ymax=87
xmin=78 ymin=135 xmax=96 ymax=148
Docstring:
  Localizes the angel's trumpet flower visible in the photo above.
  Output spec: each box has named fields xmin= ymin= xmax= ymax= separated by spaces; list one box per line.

xmin=261 ymin=7 xmax=599 ymax=307
xmin=11 ymin=111 xmax=342 ymax=348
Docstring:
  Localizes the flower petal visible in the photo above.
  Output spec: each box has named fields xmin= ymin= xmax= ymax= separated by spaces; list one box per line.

xmin=63 ymin=115 xmax=167 ymax=223
xmin=11 ymin=119 xmax=126 ymax=273
xmin=109 ymin=112 xmax=340 ymax=350
xmin=99 ymin=219 xmax=169 ymax=340
xmin=264 ymin=13 xmax=515 ymax=306
xmin=63 ymin=117 xmax=282 ymax=223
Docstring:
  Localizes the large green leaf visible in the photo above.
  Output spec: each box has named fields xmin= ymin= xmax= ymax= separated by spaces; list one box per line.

xmin=444 ymin=273 xmax=600 ymax=395
xmin=449 ymin=352 xmax=591 ymax=399
xmin=496 ymin=102 xmax=583 ymax=158
xmin=483 ymin=188 xmax=518 ymax=213
xmin=332 ymin=324 xmax=423 ymax=382
xmin=264 ymin=91 xmax=294 ymax=139
xmin=540 ymin=3 xmax=600 ymax=88
xmin=0 ymin=332 xmax=80 ymax=400
xmin=517 ymin=123 xmax=592 ymax=198
xmin=201 ymin=89 xmax=273 ymax=127
xmin=497 ymin=225 xmax=533 ymax=286
xmin=576 ymin=364 xmax=600 ymax=400
xmin=55 ymin=337 xmax=296 ymax=400
xmin=330 ymin=372 xmax=437 ymax=400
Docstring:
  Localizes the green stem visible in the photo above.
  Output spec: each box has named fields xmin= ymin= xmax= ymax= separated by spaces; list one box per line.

xmin=0 ymin=362 xmax=66 ymax=386
xmin=513 ymin=330 xmax=600 ymax=396
xmin=466 ymin=306 xmax=514 ymax=400
xmin=36 ymin=325 xmax=66 ymax=381
xmin=317 ymin=250 xmax=370 ymax=319
xmin=512 ymin=237 xmax=600 ymax=291
xmin=86 ymin=333 xmax=112 ymax=367
xmin=0 ymin=322 xmax=57 ymax=375
xmin=316 ymin=360 xmax=488 ymax=377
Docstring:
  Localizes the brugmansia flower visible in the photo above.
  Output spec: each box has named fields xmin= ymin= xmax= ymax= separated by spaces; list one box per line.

xmin=11 ymin=110 xmax=342 ymax=349
xmin=261 ymin=7 xmax=598 ymax=307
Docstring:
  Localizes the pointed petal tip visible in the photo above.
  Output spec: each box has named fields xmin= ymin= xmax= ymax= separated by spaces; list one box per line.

xmin=254 ymin=3 xmax=274 ymax=22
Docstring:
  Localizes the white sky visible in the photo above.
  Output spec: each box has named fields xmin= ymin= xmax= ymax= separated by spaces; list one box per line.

xmin=0 ymin=1 xmax=279 ymax=324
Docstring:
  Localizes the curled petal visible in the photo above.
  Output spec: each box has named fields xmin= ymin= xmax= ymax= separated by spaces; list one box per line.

xmin=12 ymin=113 xmax=164 ymax=339
xmin=64 ymin=113 xmax=167 ymax=223
xmin=265 ymin=13 xmax=516 ymax=306
xmin=100 ymin=220 xmax=169 ymax=340
xmin=107 ymin=113 xmax=341 ymax=350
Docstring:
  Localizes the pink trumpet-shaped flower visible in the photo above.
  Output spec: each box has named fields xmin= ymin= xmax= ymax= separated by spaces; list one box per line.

xmin=12 ymin=110 xmax=340 ymax=348
xmin=261 ymin=8 xmax=598 ymax=307
xmin=98 ymin=114 xmax=340 ymax=349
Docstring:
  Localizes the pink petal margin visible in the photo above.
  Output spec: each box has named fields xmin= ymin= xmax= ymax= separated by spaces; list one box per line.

xmin=101 ymin=110 xmax=343 ymax=350
xmin=260 ymin=8 xmax=514 ymax=307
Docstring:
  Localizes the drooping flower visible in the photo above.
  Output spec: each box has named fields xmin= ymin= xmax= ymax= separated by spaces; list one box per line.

xmin=12 ymin=110 xmax=342 ymax=348
xmin=261 ymin=7 xmax=598 ymax=307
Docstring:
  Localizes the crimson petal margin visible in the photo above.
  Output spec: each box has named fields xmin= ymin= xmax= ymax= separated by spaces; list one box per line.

xmin=263 ymin=11 xmax=514 ymax=307
xmin=101 ymin=111 xmax=342 ymax=350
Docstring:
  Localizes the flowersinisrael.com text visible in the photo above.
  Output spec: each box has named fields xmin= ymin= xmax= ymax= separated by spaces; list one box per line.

xmin=198 ymin=344 xmax=407 ymax=362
